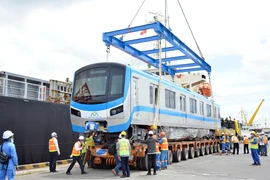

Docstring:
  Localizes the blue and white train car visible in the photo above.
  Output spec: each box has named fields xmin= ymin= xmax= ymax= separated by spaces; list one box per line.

xmin=70 ymin=62 xmax=221 ymax=140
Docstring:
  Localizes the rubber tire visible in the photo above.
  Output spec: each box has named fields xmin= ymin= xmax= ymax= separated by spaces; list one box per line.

xmin=200 ymin=146 xmax=205 ymax=156
xmin=168 ymin=150 xmax=173 ymax=165
xmin=189 ymin=147 xmax=195 ymax=159
xmin=194 ymin=148 xmax=199 ymax=158
xmin=209 ymin=145 xmax=213 ymax=154
xmin=142 ymin=156 xmax=148 ymax=171
xmin=181 ymin=148 xmax=188 ymax=161
xmin=173 ymin=149 xmax=181 ymax=162
xmin=205 ymin=146 xmax=209 ymax=155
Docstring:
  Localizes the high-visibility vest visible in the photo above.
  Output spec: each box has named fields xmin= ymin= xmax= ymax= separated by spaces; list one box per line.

xmin=232 ymin=136 xmax=239 ymax=143
xmin=156 ymin=142 xmax=160 ymax=154
xmin=119 ymin=139 xmax=129 ymax=157
xmin=81 ymin=142 xmax=86 ymax=153
xmin=72 ymin=142 xmax=81 ymax=156
xmin=262 ymin=136 xmax=268 ymax=144
xmin=49 ymin=138 xmax=57 ymax=152
xmin=250 ymin=138 xmax=258 ymax=149
xmin=221 ymin=136 xmax=226 ymax=144
xmin=160 ymin=138 xmax=168 ymax=150
xmin=226 ymin=136 xmax=230 ymax=142
xmin=244 ymin=137 xmax=249 ymax=144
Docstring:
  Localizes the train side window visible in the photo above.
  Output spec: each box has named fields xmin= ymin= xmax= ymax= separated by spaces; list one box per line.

xmin=149 ymin=85 xmax=153 ymax=104
xmin=183 ymin=96 xmax=186 ymax=111
xmin=213 ymin=106 xmax=217 ymax=118
xmin=165 ymin=89 xmax=175 ymax=109
xmin=206 ymin=104 xmax=212 ymax=117
xmin=154 ymin=87 xmax=158 ymax=105
xmin=180 ymin=96 xmax=182 ymax=110
xmin=199 ymin=101 xmax=204 ymax=115
xmin=189 ymin=98 xmax=197 ymax=114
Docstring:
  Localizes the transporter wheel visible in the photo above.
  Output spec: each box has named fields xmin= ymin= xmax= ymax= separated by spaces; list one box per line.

xmin=209 ymin=145 xmax=213 ymax=154
xmin=188 ymin=147 xmax=195 ymax=159
xmin=205 ymin=146 xmax=209 ymax=155
xmin=173 ymin=149 xmax=181 ymax=162
xmin=168 ymin=150 xmax=173 ymax=165
xmin=181 ymin=148 xmax=188 ymax=161
xmin=141 ymin=156 xmax=148 ymax=171
xmin=90 ymin=157 xmax=104 ymax=169
xmin=194 ymin=148 xmax=199 ymax=158
xmin=200 ymin=146 xmax=205 ymax=156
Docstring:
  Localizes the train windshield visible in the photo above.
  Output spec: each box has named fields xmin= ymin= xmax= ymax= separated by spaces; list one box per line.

xmin=72 ymin=66 xmax=125 ymax=104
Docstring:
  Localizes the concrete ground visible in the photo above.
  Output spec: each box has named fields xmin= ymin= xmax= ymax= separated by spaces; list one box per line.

xmin=17 ymin=146 xmax=269 ymax=180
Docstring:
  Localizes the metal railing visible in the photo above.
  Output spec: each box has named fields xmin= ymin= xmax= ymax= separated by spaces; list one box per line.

xmin=0 ymin=77 xmax=48 ymax=101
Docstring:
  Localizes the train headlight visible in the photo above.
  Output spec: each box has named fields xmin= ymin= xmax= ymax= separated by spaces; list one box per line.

xmin=71 ymin=108 xmax=81 ymax=117
xmin=110 ymin=105 xmax=123 ymax=116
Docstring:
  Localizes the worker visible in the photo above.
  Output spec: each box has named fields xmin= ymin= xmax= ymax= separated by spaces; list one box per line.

xmin=48 ymin=132 xmax=60 ymax=173
xmin=81 ymin=138 xmax=86 ymax=165
xmin=84 ymin=131 xmax=100 ymax=168
xmin=250 ymin=131 xmax=260 ymax=165
xmin=140 ymin=130 xmax=158 ymax=175
xmin=225 ymin=133 xmax=231 ymax=153
xmin=220 ymin=133 xmax=226 ymax=154
xmin=159 ymin=132 xmax=168 ymax=169
xmin=66 ymin=136 xmax=87 ymax=175
xmin=0 ymin=130 xmax=18 ymax=180
xmin=264 ymin=134 xmax=268 ymax=156
xmin=117 ymin=131 xmax=131 ymax=178
xmin=232 ymin=134 xmax=239 ymax=155
xmin=153 ymin=135 xmax=161 ymax=171
xmin=259 ymin=132 xmax=268 ymax=156
xmin=111 ymin=134 xmax=122 ymax=176
xmin=243 ymin=135 xmax=249 ymax=154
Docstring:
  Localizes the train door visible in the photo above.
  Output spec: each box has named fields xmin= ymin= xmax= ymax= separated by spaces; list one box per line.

xmin=131 ymin=77 xmax=139 ymax=120
xmin=150 ymin=84 xmax=158 ymax=122
xmin=180 ymin=94 xmax=187 ymax=123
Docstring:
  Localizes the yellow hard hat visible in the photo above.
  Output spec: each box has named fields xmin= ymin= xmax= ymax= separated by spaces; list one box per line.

xmin=121 ymin=131 xmax=126 ymax=136
xmin=251 ymin=131 xmax=256 ymax=134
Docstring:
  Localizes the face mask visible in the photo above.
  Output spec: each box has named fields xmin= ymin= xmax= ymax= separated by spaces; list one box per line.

xmin=10 ymin=138 xmax=14 ymax=144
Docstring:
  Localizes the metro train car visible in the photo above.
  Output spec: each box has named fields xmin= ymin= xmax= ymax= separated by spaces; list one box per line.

xmin=70 ymin=62 xmax=221 ymax=141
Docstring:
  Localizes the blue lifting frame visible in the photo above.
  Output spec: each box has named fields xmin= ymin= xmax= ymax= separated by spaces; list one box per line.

xmin=102 ymin=22 xmax=211 ymax=77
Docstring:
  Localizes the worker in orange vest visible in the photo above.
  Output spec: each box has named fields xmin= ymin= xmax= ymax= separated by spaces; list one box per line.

xmin=232 ymin=134 xmax=239 ymax=155
xmin=66 ymin=136 xmax=87 ymax=175
xmin=153 ymin=135 xmax=161 ymax=171
xmin=159 ymin=132 xmax=168 ymax=170
xmin=243 ymin=135 xmax=249 ymax=154
xmin=48 ymin=132 xmax=60 ymax=172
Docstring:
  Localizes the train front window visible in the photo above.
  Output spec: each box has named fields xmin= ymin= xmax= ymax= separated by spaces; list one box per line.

xmin=72 ymin=66 xmax=125 ymax=104
xmin=72 ymin=68 xmax=108 ymax=104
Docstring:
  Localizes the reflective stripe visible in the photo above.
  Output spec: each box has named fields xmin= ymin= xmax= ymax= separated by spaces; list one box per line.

xmin=72 ymin=142 xmax=81 ymax=156
xmin=244 ymin=137 xmax=249 ymax=144
xmin=119 ymin=139 xmax=129 ymax=156
xmin=160 ymin=138 xmax=168 ymax=150
xmin=156 ymin=142 xmax=160 ymax=153
xmin=250 ymin=138 xmax=258 ymax=149
xmin=49 ymin=138 xmax=57 ymax=152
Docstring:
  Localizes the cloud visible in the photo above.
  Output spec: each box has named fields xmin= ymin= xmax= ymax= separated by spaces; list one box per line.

xmin=0 ymin=0 xmax=269 ymax=126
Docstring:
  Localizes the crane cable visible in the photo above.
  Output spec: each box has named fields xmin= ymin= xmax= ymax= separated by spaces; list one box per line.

xmin=177 ymin=0 xmax=204 ymax=59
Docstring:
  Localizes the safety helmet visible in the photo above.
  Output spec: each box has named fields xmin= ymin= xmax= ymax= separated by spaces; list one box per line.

xmin=51 ymin=132 xmax=57 ymax=137
xmin=160 ymin=132 xmax=165 ymax=137
xmin=2 ymin=130 xmax=14 ymax=139
xmin=221 ymin=132 xmax=224 ymax=135
xmin=251 ymin=131 xmax=256 ymax=135
xmin=121 ymin=131 xmax=126 ymax=136
xmin=118 ymin=134 xmax=122 ymax=139
xmin=231 ymin=133 xmax=234 ymax=136
xmin=148 ymin=130 xmax=154 ymax=135
xmin=79 ymin=136 xmax=84 ymax=140
xmin=261 ymin=132 xmax=265 ymax=135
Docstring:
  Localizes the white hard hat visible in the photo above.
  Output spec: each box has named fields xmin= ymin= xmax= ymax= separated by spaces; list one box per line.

xmin=2 ymin=130 xmax=14 ymax=139
xmin=231 ymin=133 xmax=234 ymax=136
xmin=51 ymin=132 xmax=57 ymax=137
xmin=261 ymin=132 xmax=265 ymax=135
xmin=148 ymin=131 xmax=154 ymax=135
xmin=79 ymin=136 xmax=84 ymax=140
xmin=221 ymin=132 xmax=224 ymax=135
xmin=118 ymin=134 xmax=122 ymax=139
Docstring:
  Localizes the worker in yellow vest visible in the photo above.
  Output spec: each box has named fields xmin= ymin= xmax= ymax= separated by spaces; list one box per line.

xmin=116 ymin=131 xmax=131 ymax=178
xmin=250 ymin=131 xmax=260 ymax=165
xmin=48 ymin=132 xmax=60 ymax=173
xmin=225 ymin=133 xmax=231 ymax=153
xmin=83 ymin=132 xmax=96 ymax=167
xmin=153 ymin=135 xmax=161 ymax=171
xmin=243 ymin=135 xmax=249 ymax=154
xmin=66 ymin=136 xmax=87 ymax=175
xmin=159 ymin=132 xmax=168 ymax=170
xmin=220 ymin=133 xmax=226 ymax=154
xmin=232 ymin=134 xmax=239 ymax=155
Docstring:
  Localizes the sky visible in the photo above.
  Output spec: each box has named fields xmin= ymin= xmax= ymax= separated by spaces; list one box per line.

xmin=0 ymin=0 xmax=269 ymax=127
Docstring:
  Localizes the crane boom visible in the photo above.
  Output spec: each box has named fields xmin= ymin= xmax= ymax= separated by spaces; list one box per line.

xmin=248 ymin=99 xmax=265 ymax=126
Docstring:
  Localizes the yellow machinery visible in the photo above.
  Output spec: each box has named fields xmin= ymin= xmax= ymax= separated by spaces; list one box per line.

xmin=247 ymin=99 xmax=265 ymax=126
